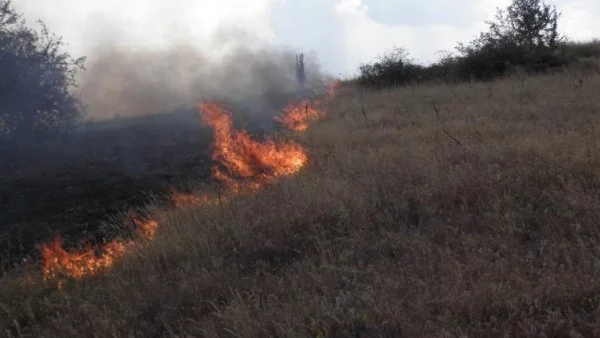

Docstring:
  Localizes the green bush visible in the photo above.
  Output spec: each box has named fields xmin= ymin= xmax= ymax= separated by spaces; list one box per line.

xmin=0 ymin=0 xmax=86 ymax=143
xmin=559 ymin=39 xmax=600 ymax=60
xmin=356 ymin=47 xmax=424 ymax=88
xmin=356 ymin=0 xmax=600 ymax=88
xmin=456 ymin=0 xmax=563 ymax=80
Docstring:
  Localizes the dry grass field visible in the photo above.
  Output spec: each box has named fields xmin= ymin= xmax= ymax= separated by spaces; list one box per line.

xmin=3 ymin=67 xmax=600 ymax=337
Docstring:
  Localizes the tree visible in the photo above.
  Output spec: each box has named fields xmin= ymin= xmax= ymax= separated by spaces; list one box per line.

xmin=456 ymin=0 xmax=562 ymax=79
xmin=0 ymin=0 xmax=86 ymax=143
xmin=357 ymin=47 xmax=422 ymax=88
xmin=488 ymin=0 xmax=560 ymax=49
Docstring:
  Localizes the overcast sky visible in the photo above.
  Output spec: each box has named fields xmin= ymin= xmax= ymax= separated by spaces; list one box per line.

xmin=16 ymin=0 xmax=600 ymax=78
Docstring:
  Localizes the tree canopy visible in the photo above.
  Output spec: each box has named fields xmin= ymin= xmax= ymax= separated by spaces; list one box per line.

xmin=356 ymin=0 xmax=576 ymax=87
xmin=0 ymin=0 xmax=86 ymax=143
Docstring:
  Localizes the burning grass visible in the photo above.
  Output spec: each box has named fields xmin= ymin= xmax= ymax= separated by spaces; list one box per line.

xmin=272 ymin=81 xmax=341 ymax=132
xmin=4 ymin=71 xmax=600 ymax=336
xmin=37 ymin=211 xmax=159 ymax=286
xmin=274 ymin=101 xmax=325 ymax=132
xmin=28 ymin=88 xmax=332 ymax=287
xmin=199 ymin=102 xmax=308 ymax=188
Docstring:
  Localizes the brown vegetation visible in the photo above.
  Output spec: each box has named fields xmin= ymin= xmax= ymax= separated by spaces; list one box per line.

xmin=3 ymin=67 xmax=600 ymax=337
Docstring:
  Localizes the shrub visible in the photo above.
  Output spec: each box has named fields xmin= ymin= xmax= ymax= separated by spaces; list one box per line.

xmin=559 ymin=39 xmax=600 ymax=60
xmin=357 ymin=47 xmax=424 ymax=88
xmin=355 ymin=1 xmax=600 ymax=88
xmin=455 ymin=0 xmax=563 ymax=80
xmin=0 ymin=0 xmax=86 ymax=143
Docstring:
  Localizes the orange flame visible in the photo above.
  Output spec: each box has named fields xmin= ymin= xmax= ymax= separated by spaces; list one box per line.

xmin=169 ymin=187 xmax=223 ymax=207
xmin=327 ymin=80 xmax=342 ymax=98
xmin=39 ymin=236 xmax=129 ymax=282
xmin=273 ymin=80 xmax=340 ymax=132
xmin=130 ymin=212 xmax=160 ymax=242
xmin=274 ymin=101 xmax=325 ymax=132
xmin=198 ymin=102 xmax=308 ymax=188
xmin=38 ymin=212 xmax=158 ymax=285
xmin=32 ymin=84 xmax=339 ymax=286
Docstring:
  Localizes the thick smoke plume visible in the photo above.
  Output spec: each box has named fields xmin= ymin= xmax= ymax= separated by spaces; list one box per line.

xmin=78 ymin=38 xmax=332 ymax=123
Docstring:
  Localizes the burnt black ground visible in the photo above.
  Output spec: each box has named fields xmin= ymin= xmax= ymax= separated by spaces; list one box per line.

xmin=0 ymin=109 xmax=215 ymax=264
xmin=0 ymin=90 xmax=306 ymax=265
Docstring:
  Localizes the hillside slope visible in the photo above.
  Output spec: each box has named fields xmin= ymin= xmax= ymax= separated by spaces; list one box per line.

xmin=3 ymin=69 xmax=600 ymax=337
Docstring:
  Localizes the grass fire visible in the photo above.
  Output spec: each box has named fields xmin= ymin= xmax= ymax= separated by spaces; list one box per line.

xmin=199 ymin=102 xmax=308 ymax=189
xmin=38 ymin=212 xmax=158 ymax=284
xmin=4 ymin=0 xmax=600 ymax=335
xmin=32 ymin=95 xmax=330 ymax=286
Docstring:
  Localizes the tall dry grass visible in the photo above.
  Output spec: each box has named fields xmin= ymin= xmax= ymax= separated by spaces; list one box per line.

xmin=3 ymin=68 xmax=600 ymax=337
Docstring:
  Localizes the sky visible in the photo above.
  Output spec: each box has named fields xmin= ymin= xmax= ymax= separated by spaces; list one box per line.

xmin=15 ymin=0 xmax=600 ymax=78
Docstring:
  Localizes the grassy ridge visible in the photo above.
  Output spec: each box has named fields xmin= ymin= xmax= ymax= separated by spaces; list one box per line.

xmin=3 ymin=69 xmax=600 ymax=336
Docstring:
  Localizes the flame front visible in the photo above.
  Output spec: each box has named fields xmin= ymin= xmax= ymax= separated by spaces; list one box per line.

xmin=169 ymin=187 xmax=223 ymax=207
xmin=39 ymin=236 xmax=130 ymax=282
xmin=39 ymin=213 xmax=158 ymax=285
xmin=198 ymin=102 xmax=308 ymax=188
xmin=33 ymin=80 xmax=340 ymax=286
xmin=274 ymin=101 xmax=325 ymax=132
xmin=327 ymin=80 xmax=342 ymax=98
xmin=131 ymin=212 xmax=160 ymax=242
xmin=274 ymin=80 xmax=339 ymax=131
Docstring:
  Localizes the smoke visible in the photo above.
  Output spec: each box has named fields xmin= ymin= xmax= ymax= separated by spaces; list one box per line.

xmin=77 ymin=28 xmax=333 ymax=123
